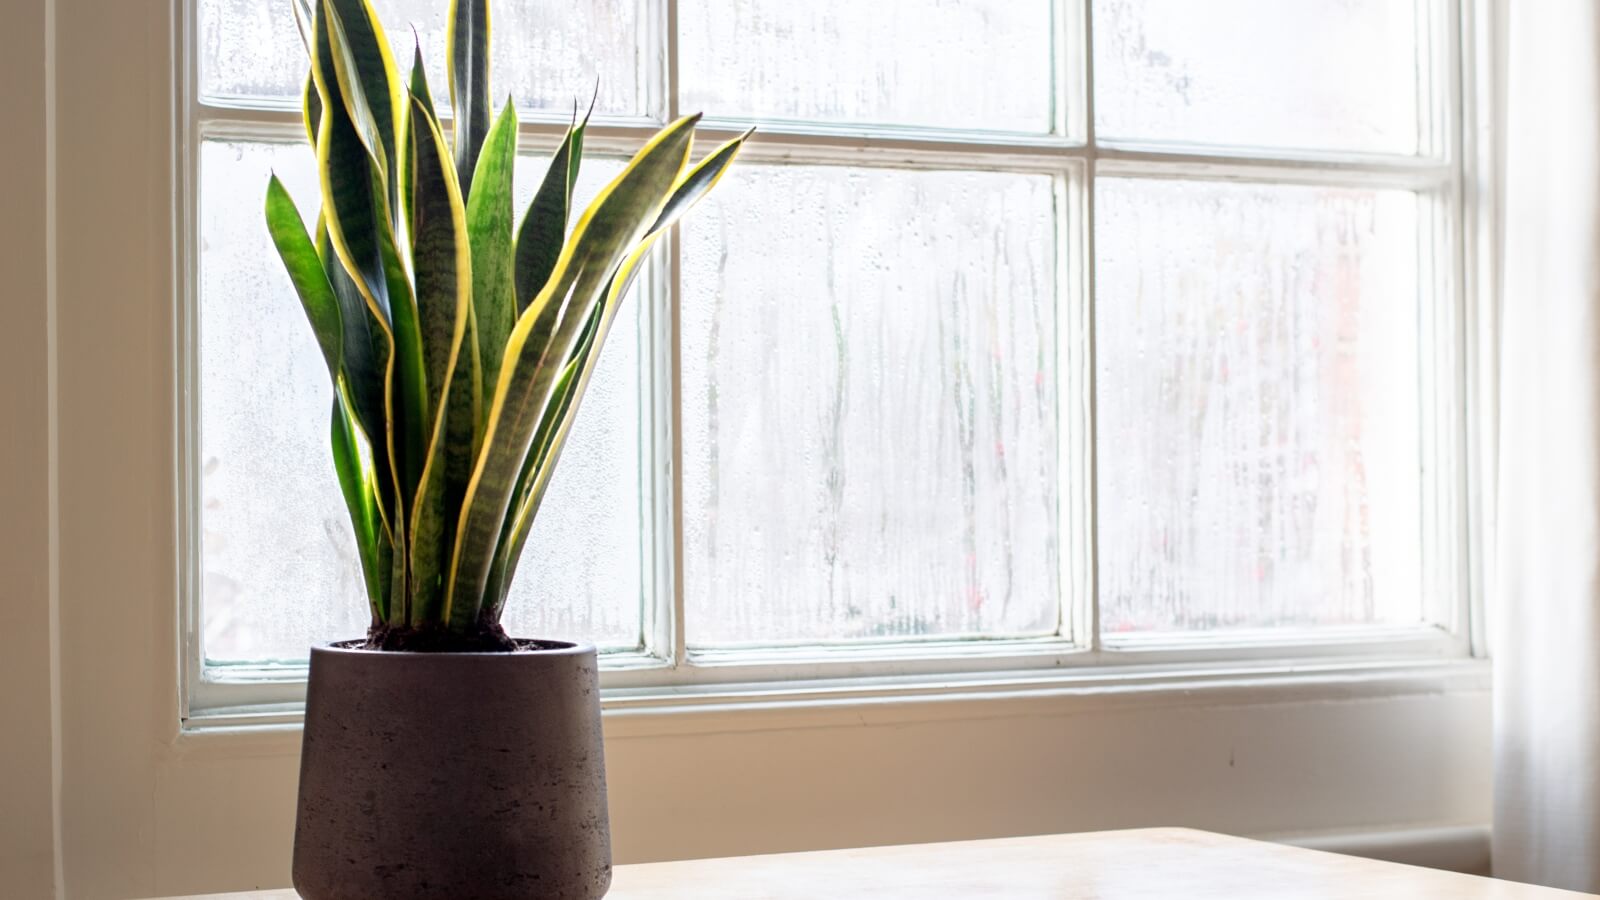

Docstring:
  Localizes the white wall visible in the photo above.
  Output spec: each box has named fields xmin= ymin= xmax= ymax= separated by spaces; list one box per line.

xmin=11 ymin=1 xmax=1496 ymax=898
xmin=0 ymin=0 xmax=58 ymax=895
xmin=111 ymin=676 xmax=1491 ymax=897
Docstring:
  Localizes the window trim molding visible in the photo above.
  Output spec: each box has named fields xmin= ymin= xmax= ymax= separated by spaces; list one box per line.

xmin=179 ymin=0 xmax=1499 ymax=729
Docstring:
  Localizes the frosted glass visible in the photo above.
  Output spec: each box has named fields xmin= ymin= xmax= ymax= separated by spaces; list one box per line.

xmin=681 ymin=163 xmax=1060 ymax=647
xmin=199 ymin=140 xmax=645 ymax=663
xmin=679 ymin=0 xmax=1054 ymax=133
xmin=199 ymin=0 xmax=645 ymax=117
xmin=1094 ymin=177 xmax=1424 ymax=633
xmin=1093 ymin=0 xmax=1420 ymax=154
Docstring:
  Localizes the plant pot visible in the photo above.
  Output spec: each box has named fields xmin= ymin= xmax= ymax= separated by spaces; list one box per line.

xmin=292 ymin=640 xmax=611 ymax=900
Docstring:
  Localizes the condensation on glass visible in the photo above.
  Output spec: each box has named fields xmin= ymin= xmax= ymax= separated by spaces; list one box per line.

xmin=679 ymin=0 xmax=1055 ymax=133
xmin=196 ymin=0 xmax=1450 ymax=665
xmin=198 ymin=140 xmax=644 ymax=663
xmin=1093 ymin=0 xmax=1421 ymax=154
xmin=1094 ymin=177 xmax=1424 ymax=633
xmin=680 ymin=162 xmax=1061 ymax=646
xmin=198 ymin=0 xmax=646 ymax=118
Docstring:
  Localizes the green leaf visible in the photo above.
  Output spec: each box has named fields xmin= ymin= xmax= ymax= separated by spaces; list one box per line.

xmin=276 ymin=80 xmax=391 ymax=621
xmin=418 ymin=319 xmax=480 ymax=624
xmin=650 ymin=128 xmax=755 ymax=234
xmin=315 ymin=217 xmax=389 ymax=499
xmin=311 ymin=6 xmax=402 ymax=540
xmin=301 ymin=72 xmax=322 ymax=147
xmin=404 ymin=91 xmax=475 ymax=625
xmin=444 ymin=114 xmax=701 ymax=628
xmin=398 ymin=39 xmax=434 ymax=230
xmin=481 ymin=292 xmax=601 ymax=616
xmin=380 ymin=206 xmax=430 ymax=525
xmin=408 ymin=39 xmax=437 ymax=121
xmin=484 ymin=231 xmax=655 ymax=615
xmin=321 ymin=0 xmax=403 ymax=189
xmin=513 ymin=103 xmax=590 ymax=311
xmin=264 ymin=175 xmax=341 ymax=381
xmin=408 ymin=100 xmax=466 ymax=413
xmin=387 ymin=501 xmax=408 ymax=626
xmin=313 ymin=0 xmax=427 ymax=529
xmin=311 ymin=0 xmax=393 ymax=320
xmin=330 ymin=378 xmax=386 ymax=619
xmin=447 ymin=0 xmax=491 ymax=193
xmin=465 ymin=100 xmax=519 ymax=410
xmin=487 ymin=130 xmax=755 ymax=610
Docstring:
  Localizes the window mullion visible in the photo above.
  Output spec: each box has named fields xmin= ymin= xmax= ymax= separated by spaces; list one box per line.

xmin=1095 ymin=148 xmax=1454 ymax=190
xmin=665 ymin=216 xmax=688 ymax=669
xmin=1062 ymin=160 xmax=1095 ymax=650
xmin=664 ymin=0 xmax=679 ymax=123
xmin=1459 ymin=0 xmax=1496 ymax=659
xmin=1418 ymin=187 xmax=1459 ymax=636
xmin=1077 ymin=0 xmax=1101 ymax=652
xmin=660 ymin=0 xmax=685 ymax=668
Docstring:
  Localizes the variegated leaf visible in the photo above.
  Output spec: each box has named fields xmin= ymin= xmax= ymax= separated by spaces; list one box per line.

xmin=444 ymin=114 xmax=700 ymax=628
xmin=330 ymin=378 xmax=388 ymax=619
xmin=447 ymin=0 xmax=491 ymax=192
xmin=513 ymin=101 xmax=590 ymax=311
xmin=487 ymin=129 xmax=755 ymax=610
xmin=405 ymin=92 xmax=475 ymax=624
xmin=265 ymin=175 xmax=341 ymax=381
xmin=320 ymin=0 xmax=403 ymax=191
xmin=465 ymin=100 xmax=519 ymax=410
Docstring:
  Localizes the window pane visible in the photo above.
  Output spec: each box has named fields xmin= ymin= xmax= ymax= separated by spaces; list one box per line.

xmin=681 ymin=163 xmax=1061 ymax=647
xmin=1093 ymin=0 xmax=1420 ymax=154
xmin=199 ymin=139 xmax=645 ymax=663
xmin=679 ymin=0 xmax=1054 ymax=133
xmin=199 ymin=0 xmax=646 ymax=118
xmin=1094 ymin=177 xmax=1424 ymax=633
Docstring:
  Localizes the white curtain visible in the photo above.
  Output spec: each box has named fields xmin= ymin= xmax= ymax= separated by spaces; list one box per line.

xmin=1494 ymin=0 xmax=1600 ymax=891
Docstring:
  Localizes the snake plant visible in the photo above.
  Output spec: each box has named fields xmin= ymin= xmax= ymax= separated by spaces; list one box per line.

xmin=265 ymin=0 xmax=748 ymax=650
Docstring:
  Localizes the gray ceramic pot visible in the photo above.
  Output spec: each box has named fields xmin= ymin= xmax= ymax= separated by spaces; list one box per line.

xmin=292 ymin=640 xmax=611 ymax=900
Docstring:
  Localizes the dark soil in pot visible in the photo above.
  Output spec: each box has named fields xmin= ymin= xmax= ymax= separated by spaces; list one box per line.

xmin=362 ymin=622 xmax=526 ymax=652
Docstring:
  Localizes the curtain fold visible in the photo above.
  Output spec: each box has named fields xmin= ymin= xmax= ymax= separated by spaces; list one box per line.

xmin=1493 ymin=0 xmax=1600 ymax=891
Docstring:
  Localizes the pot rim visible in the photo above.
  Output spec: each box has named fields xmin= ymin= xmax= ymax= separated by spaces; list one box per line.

xmin=310 ymin=638 xmax=598 ymax=658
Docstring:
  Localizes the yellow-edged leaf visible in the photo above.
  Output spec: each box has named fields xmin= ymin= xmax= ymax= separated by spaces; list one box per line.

xmin=320 ymin=0 xmax=403 ymax=188
xmin=330 ymin=378 xmax=388 ymax=619
xmin=513 ymin=101 xmax=590 ymax=310
xmin=447 ymin=0 xmax=491 ymax=191
xmin=311 ymin=1 xmax=405 ymax=549
xmin=485 ymin=131 xmax=754 ymax=611
xmin=404 ymin=92 xmax=475 ymax=625
xmin=443 ymin=114 xmax=700 ymax=627
xmin=265 ymin=175 xmax=341 ymax=380
xmin=465 ymin=100 xmax=519 ymax=409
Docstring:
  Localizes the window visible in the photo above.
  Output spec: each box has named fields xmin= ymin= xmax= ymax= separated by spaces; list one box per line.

xmin=187 ymin=0 xmax=1475 ymax=716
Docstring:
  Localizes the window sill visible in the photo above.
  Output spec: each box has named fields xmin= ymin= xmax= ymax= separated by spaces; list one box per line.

xmin=180 ymin=653 xmax=1490 ymax=738
xmin=598 ymin=655 xmax=1489 ymax=738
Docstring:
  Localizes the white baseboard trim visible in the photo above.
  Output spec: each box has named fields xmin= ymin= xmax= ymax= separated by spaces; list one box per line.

xmin=1272 ymin=824 xmax=1492 ymax=876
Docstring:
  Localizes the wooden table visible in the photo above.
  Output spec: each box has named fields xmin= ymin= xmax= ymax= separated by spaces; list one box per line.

xmin=146 ymin=828 xmax=1595 ymax=899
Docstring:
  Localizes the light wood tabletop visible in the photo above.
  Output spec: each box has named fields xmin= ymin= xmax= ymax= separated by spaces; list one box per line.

xmin=144 ymin=827 xmax=1596 ymax=899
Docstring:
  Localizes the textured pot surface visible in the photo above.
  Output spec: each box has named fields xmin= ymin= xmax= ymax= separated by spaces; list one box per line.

xmin=293 ymin=641 xmax=611 ymax=900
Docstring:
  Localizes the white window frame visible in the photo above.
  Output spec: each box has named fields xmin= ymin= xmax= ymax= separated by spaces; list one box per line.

xmin=181 ymin=0 xmax=1494 ymax=729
